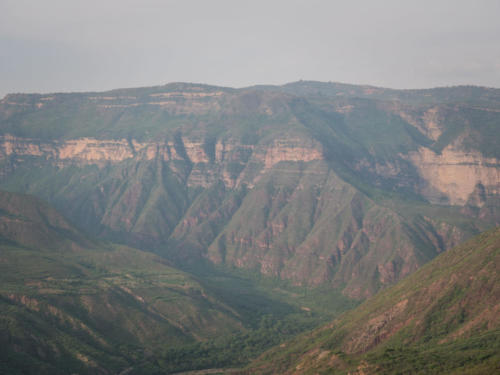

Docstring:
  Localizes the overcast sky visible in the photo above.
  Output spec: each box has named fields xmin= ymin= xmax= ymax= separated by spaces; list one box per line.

xmin=1 ymin=0 xmax=500 ymax=97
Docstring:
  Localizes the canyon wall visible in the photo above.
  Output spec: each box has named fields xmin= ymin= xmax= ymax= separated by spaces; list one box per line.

xmin=1 ymin=82 xmax=498 ymax=296
xmin=0 ymin=134 xmax=324 ymax=189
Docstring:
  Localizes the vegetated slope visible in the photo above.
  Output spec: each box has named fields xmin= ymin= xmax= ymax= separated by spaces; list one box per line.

xmin=0 ymin=190 xmax=358 ymax=374
xmin=277 ymin=80 xmax=500 ymax=108
xmin=246 ymin=227 xmax=500 ymax=375
xmin=0 ymin=191 xmax=247 ymax=374
xmin=0 ymin=190 xmax=91 ymax=250
xmin=0 ymin=82 xmax=498 ymax=297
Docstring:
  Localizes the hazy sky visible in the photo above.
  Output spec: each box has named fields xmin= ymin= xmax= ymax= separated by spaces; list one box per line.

xmin=1 ymin=0 xmax=500 ymax=97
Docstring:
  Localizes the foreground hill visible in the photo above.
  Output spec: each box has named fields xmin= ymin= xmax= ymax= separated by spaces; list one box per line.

xmin=0 ymin=82 xmax=498 ymax=297
xmin=246 ymin=227 xmax=500 ymax=374
xmin=0 ymin=191 xmax=249 ymax=374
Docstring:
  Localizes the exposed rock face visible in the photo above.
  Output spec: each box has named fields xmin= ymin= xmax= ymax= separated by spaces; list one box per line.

xmin=0 ymin=82 xmax=498 ymax=297
xmin=0 ymin=134 xmax=324 ymax=188
xmin=0 ymin=134 xmax=54 ymax=157
xmin=0 ymin=135 xmax=182 ymax=163
xmin=397 ymin=106 xmax=444 ymax=141
xmin=259 ymin=138 xmax=323 ymax=170
xmin=408 ymin=144 xmax=500 ymax=205
xmin=57 ymin=138 xmax=135 ymax=161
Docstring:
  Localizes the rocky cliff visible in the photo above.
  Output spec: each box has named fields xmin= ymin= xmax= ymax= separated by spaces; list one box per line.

xmin=0 ymin=82 xmax=498 ymax=296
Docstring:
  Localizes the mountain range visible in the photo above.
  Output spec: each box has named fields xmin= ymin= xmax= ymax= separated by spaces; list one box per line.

xmin=0 ymin=81 xmax=499 ymax=373
xmin=1 ymin=81 xmax=499 ymax=297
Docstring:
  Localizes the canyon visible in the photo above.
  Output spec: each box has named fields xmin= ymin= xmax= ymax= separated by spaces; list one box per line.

xmin=1 ymin=81 xmax=499 ymax=374
xmin=0 ymin=81 xmax=499 ymax=297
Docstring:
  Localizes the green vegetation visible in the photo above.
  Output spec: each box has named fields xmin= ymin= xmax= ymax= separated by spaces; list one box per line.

xmin=365 ymin=330 xmax=500 ymax=374
xmin=0 ymin=82 xmax=499 ymax=373
xmin=246 ymin=227 xmax=500 ymax=374
xmin=281 ymin=80 xmax=500 ymax=108
xmin=0 ymin=190 xmax=357 ymax=374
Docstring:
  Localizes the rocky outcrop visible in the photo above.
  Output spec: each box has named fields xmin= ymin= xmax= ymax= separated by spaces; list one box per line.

xmin=408 ymin=144 xmax=500 ymax=205
xmin=0 ymin=134 xmax=325 ymax=188
xmin=58 ymin=138 xmax=135 ymax=161
xmin=257 ymin=138 xmax=323 ymax=170
xmin=397 ymin=106 xmax=444 ymax=141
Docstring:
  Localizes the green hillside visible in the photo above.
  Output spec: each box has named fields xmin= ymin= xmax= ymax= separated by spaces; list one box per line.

xmin=246 ymin=227 xmax=500 ymax=374
xmin=0 ymin=191 xmax=358 ymax=374
xmin=0 ymin=191 xmax=240 ymax=373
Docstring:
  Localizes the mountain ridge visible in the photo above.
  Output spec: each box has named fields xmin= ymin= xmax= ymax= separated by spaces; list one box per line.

xmin=0 ymin=81 xmax=498 ymax=297
xmin=4 ymin=80 xmax=500 ymax=99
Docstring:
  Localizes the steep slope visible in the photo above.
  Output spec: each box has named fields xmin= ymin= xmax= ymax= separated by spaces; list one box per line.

xmin=247 ymin=227 xmax=500 ymax=375
xmin=0 ymin=190 xmax=91 ymax=250
xmin=0 ymin=82 xmax=498 ymax=297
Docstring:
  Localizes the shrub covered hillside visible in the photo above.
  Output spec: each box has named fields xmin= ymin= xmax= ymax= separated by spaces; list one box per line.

xmin=247 ymin=227 xmax=500 ymax=375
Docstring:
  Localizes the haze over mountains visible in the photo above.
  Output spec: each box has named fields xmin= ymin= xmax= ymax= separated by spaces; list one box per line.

xmin=0 ymin=81 xmax=499 ymax=374
xmin=1 ymin=81 xmax=498 ymax=295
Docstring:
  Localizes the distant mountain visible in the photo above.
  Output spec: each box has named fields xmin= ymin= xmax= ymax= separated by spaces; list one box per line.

xmin=278 ymin=81 xmax=500 ymax=108
xmin=246 ymin=226 xmax=500 ymax=374
xmin=0 ymin=81 xmax=498 ymax=297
